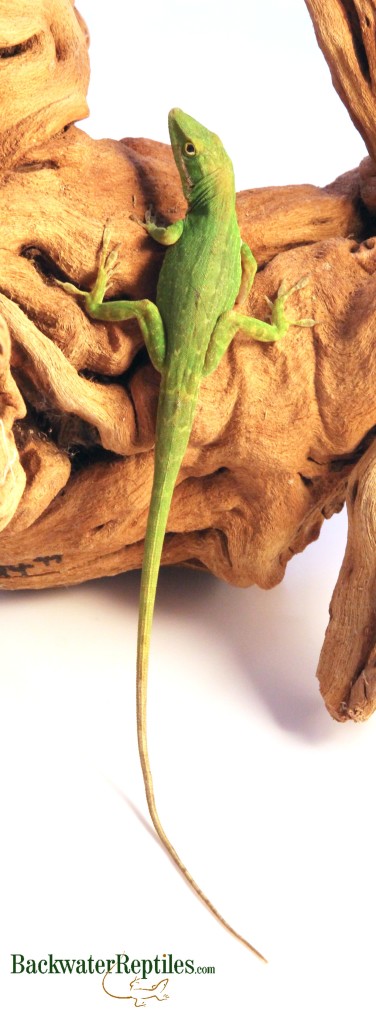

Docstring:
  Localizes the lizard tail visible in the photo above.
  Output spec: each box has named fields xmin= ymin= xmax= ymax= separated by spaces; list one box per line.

xmin=136 ymin=443 xmax=267 ymax=963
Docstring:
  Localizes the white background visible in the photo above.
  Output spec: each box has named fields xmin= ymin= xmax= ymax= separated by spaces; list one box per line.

xmin=1 ymin=1 xmax=374 ymax=1022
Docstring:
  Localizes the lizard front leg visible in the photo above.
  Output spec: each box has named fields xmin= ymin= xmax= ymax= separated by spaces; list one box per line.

xmin=131 ymin=208 xmax=184 ymax=247
xmin=56 ymin=226 xmax=166 ymax=372
xmin=203 ymin=276 xmax=314 ymax=376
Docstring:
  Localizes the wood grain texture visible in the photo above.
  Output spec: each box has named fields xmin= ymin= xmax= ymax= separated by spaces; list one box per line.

xmin=1 ymin=0 xmax=376 ymax=721
xmin=305 ymin=0 xmax=376 ymax=162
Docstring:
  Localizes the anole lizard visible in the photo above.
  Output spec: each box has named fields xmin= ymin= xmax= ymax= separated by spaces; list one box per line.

xmin=56 ymin=109 xmax=313 ymax=961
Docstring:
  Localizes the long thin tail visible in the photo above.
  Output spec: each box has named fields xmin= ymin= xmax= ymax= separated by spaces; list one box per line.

xmin=136 ymin=443 xmax=267 ymax=963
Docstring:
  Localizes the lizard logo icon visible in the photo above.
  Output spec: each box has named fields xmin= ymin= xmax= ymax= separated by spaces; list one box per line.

xmin=102 ymin=967 xmax=169 ymax=1008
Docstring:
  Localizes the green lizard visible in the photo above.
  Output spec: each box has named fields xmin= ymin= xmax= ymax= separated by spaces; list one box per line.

xmin=56 ymin=109 xmax=313 ymax=961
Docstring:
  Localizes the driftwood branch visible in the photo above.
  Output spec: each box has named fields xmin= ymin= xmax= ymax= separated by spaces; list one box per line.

xmin=1 ymin=0 xmax=376 ymax=721
xmin=318 ymin=438 xmax=376 ymax=720
xmin=305 ymin=0 xmax=376 ymax=163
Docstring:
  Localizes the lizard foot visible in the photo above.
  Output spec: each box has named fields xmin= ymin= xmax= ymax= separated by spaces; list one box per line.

xmin=265 ymin=275 xmax=315 ymax=329
xmin=95 ymin=222 xmax=121 ymax=289
xmin=53 ymin=223 xmax=121 ymax=306
xmin=130 ymin=205 xmax=156 ymax=231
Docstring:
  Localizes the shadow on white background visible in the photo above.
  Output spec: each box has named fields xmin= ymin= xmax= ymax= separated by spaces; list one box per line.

xmin=2 ymin=507 xmax=376 ymax=1023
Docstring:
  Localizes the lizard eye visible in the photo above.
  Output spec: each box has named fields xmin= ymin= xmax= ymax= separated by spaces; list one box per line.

xmin=184 ymin=142 xmax=196 ymax=156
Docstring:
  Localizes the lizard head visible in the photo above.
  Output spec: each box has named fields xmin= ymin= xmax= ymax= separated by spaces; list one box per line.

xmin=168 ymin=108 xmax=235 ymax=207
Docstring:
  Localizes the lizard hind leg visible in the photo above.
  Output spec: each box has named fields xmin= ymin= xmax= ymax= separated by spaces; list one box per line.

xmin=203 ymin=276 xmax=314 ymax=377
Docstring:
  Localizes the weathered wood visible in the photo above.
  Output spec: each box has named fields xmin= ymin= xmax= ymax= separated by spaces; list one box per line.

xmin=318 ymin=439 xmax=376 ymax=720
xmin=305 ymin=0 xmax=376 ymax=163
xmin=1 ymin=1 xmax=376 ymax=720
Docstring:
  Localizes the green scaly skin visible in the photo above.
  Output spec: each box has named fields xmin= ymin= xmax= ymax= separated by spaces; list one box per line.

xmin=56 ymin=109 xmax=313 ymax=961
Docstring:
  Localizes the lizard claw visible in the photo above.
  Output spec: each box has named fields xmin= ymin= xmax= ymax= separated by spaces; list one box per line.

xmin=145 ymin=205 xmax=156 ymax=225
xmin=278 ymin=275 xmax=310 ymax=300
xmin=103 ymin=244 xmax=121 ymax=276
xmin=130 ymin=206 xmax=157 ymax=232
xmin=270 ymin=275 xmax=315 ymax=332
xmin=53 ymin=277 xmax=87 ymax=298
xmin=290 ymin=317 xmax=316 ymax=328
xmin=97 ymin=224 xmax=121 ymax=286
xmin=100 ymin=219 xmax=112 ymax=250
xmin=129 ymin=212 xmax=146 ymax=228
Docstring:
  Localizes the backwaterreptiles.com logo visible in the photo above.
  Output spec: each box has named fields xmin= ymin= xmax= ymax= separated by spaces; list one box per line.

xmin=10 ymin=952 xmax=216 ymax=1008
